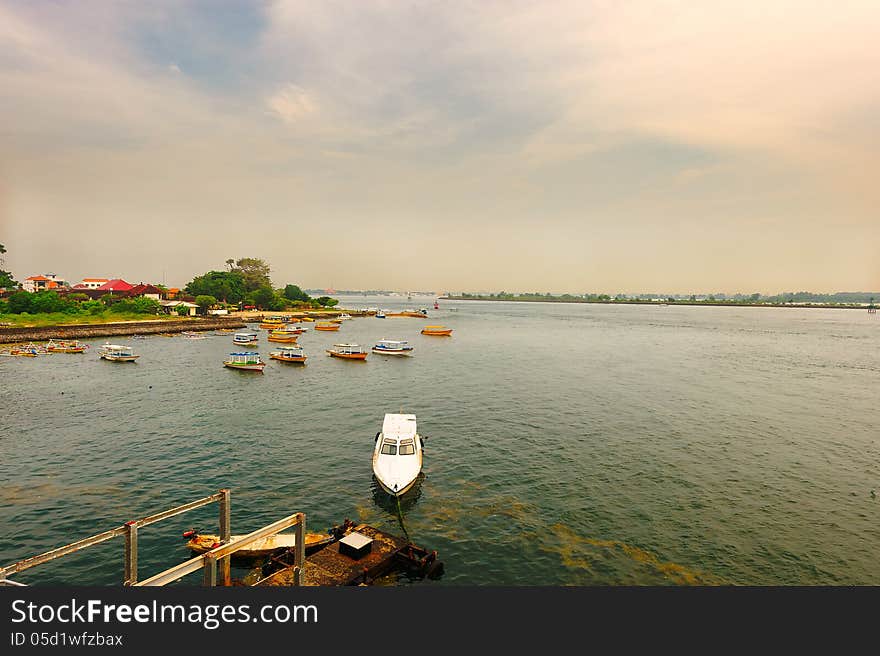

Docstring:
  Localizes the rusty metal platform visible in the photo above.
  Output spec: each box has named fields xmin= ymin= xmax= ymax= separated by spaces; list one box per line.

xmin=257 ymin=524 xmax=429 ymax=586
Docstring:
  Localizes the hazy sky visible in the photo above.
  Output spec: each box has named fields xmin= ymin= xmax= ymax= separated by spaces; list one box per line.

xmin=1 ymin=1 xmax=878 ymax=294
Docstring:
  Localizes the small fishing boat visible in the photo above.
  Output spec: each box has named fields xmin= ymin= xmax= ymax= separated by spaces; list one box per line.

xmin=46 ymin=339 xmax=88 ymax=353
xmin=300 ymin=317 xmax=315 ymax=322
xmin=181 ymin=331 xmax=209 ymax=340
xmin=421 ymin=325 xmax=453 ymax=336
xmin=331 ymin=313 xmax=353 ymax=322
xmin=184 ymin=530 xmax=334 ymax=559
xmin=8 ymin=343 xmax=46 ymax=357
xmin=326 ymin=343 xmax=368 ymax=360
xmin=233 ymin=331 xmax=259 ymax=346
xmin=99 ymin=344 xmax=140 ymax=362
xmin=270 ymin=345 xmax=307 ymax=364
xmin=315 ymin=321 xmax=340 ymax=331
xmin=267 ymin=330 xmax=298 ymax=343
xmin=387 ymin=311 xmax=425 ymax=318
xmin=131 ymin=334 xmax=149 ymax=340
xmin=375 ymin=310 xmax=386 ymax=319
xmin=433 ymin=300 xmax=439 ymax=310
xmin=372 ymin=339 xmax=414 ymax=356
xmin=372 ymin=413 xmax=423 ymax=497
xmin=259 ymin=317 xmax=285 ymax=329
xmin=223 ymin=352 xmax=265 ymax=372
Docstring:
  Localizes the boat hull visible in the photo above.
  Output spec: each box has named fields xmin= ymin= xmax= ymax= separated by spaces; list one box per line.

xmin=327 ymin=351 xmax=367 ymax=360
xmin=100 ymin=354 xmax=139 ymax=362
xmin=186 ymin=532 xmax=333 ymax=558
xmin=315 ymin=325 xmax=340 ymax=331
xmin=371 ymin=348 xmax=413 ymax=356
xmin=267 ymin=335 xmax=298 ymax=343
xmin=270 ymin=354 xmax=307 ymax=363
xmin=223 ymin=362 xmax=265 ymax=371
xmin=421 ymin=330 xmax=452 ymax=336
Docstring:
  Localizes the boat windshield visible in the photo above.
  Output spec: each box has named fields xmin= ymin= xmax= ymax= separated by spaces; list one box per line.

xmin=398 ymin=442 xmax=415 ymax=455
xmin=380 ymin=441 xmax=397 ymax=455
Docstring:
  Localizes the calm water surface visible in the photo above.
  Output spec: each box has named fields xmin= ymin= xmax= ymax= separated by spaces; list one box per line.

xmin=1 ymin=299 xmax=879 ymax=585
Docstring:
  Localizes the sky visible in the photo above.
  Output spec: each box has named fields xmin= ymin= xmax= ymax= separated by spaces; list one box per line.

xmin=1 ymin=0 xmax=878 ymax=295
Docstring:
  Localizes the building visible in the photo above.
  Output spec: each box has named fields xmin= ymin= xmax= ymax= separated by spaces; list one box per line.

xmin=95 ymin=279 xmax=134 ymax=294
xmin=23 ymin=274 xmax=67 ymax=293
xmin=73 ymin=278 xmax=110 ymax=290
xmin=159 ymin=300 xmax=198 ymax=316
xmin=127 ymin=284 xmax=163 ymax=301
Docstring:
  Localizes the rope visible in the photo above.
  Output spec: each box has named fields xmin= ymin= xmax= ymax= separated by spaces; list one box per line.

xmin=394 ymin=495 xmax=410 ymax=542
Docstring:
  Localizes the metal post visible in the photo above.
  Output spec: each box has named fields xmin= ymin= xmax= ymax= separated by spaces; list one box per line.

xmin=123 ymin=521 xmax=138 ymax=586
xmin=203 ymin=554 xmax=217 ymax=587
xmin=293 ymin=514 xmax=305 ymax=586
xmin=218 ymin=489 xmax=231 ymax=586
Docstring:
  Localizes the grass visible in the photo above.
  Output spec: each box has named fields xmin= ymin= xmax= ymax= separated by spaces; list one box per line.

xmin=0 ymin=312 xmax=187 ymax=328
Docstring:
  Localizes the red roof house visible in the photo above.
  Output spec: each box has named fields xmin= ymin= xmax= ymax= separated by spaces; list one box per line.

xmin=96 ymin=279 xmax=134 ymax=293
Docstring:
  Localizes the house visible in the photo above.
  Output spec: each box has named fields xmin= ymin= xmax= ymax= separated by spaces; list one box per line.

xmin=96 ymin=279 xmax=134 ymax=293
xmin=127 ymin=284 xmax=163 ymax=301
xmin=159 ymin=300 xmax=198 ymax=316
xmin=23 ymin=273 xmax=67 ymax=293
xmin=73 ymin=278 xmax=110 ymax=290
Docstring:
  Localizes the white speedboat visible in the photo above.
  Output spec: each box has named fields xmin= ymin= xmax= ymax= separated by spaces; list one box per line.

xmin=372 ymin=339 xmax=414 ymax=356
xmin=372 ymin=413 xmax=423 ymax=496
xmin=99 ymin=344 xmax=139 ymax=362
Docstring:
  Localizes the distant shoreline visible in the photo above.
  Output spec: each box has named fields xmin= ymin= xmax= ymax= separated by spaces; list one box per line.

xmin=442 ymin=296 xmax=876 ymax=310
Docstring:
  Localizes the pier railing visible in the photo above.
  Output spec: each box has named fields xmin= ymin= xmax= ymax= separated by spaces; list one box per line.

xmin=0 ymin=489 xmax=306 ymax=587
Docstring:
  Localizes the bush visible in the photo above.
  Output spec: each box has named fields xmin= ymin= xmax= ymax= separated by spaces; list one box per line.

xmin=0 ymin=299 xmax=7 ymax=314
xmin=7 ymin=291 xmax=33 ymax=314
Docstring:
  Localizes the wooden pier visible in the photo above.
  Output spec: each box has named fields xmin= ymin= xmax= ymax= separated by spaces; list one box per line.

xmin=0 ymin=491 xmax=442 ymax=587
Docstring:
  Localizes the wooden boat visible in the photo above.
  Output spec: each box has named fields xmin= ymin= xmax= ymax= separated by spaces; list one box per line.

xmin=315 ymin=321 xmax=340 ymax=331
xmin=330 ymin=313 xmax=352 ymax=323
xmin=372 ymin=339 xmax=414 ymax=356
xmin=326 ymin=343 xmax=368 ymax=360
xmin=372 ymin=413 xmax=423 ymax=496
xmin=259 ymin=317 xmax=285 ymax=329
xmin=267 ymin=331 xmax=298 ymax=343
xmin=270 ymin=345 xmax=307 ymax=363
xmin=181 ymin=331 xmax=209 ymax=340
xmin=233 ymin=331 xmax=259 ymax=346
xmin=46 ymin=339 xmax=88 ymax=353
xmin=223 ymin=352 xmax=265 ymax=372
xmin=300 ymin=317 xmax=315 ymax=322
xmin=8 ymin=343 xmax=45 ymax=357
xmin=99 ymin=344 xmax=140 ymax=362
xmin=421 ymin=325 xmax=453 ymax=336
xmin=185 ymin=531 xmax=334 ymax=558
xmin=387 ymin=311 xmax=426 ymax=318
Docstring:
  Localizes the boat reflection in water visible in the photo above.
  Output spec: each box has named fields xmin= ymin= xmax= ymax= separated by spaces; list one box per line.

xmin=370 ymin=472 xmax=425 ymax=515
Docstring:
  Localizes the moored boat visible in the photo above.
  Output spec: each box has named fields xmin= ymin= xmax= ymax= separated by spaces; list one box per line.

xmin=330 ymin=313 xmax=352 ymax=322
xmin=372 ymin=339 xmax=414 ymax=356
xmin=315 ymin=321 xmax=340 ymax=331
xmin=233 ymin=331 xmax=259 ymax=346
xmin=223 ymin=352 xmax=265 ymax=372
xmin=375 ymin=310 xmax=386 ymax=319
xmin=326 ymin=343 xmax=368 ymax=360
xmin=267 ymin=331 xmax=298 ymax=343
xmin=270 ymin=345 xmax=307 ymax=363
xmin=372 ymin=413 xmax=423 ymax=497
xmin=46 ymin=339 xmax=88 ymax=353
xmin=99 ymin=344 xmax=140 ymax=362
xmin=184 ymin=531 xmax=333 ymax=558
xmin=420 ymin=325 xmax=453 ymax=336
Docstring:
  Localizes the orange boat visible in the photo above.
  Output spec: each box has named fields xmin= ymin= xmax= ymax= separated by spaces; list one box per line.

xmin=326 ymin=343 xmax=368 ymax=360
xmin=421 ymin=325 xmax=453 ymax=336
xmin=267 ymin=333 xmax=298 ymax=343
xmin=315 ymin=321 xmax=340 ymax=331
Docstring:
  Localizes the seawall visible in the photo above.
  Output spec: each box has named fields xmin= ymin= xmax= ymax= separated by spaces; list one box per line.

xmin=0 ymin=317 xmax=247 ymax=344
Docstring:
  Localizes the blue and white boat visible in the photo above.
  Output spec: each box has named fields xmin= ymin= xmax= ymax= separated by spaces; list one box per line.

xmin=372 ymin=339 xmax=414 ymax=356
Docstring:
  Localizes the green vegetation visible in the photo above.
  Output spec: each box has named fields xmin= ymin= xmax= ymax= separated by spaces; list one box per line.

xmin=0 ymin=290 xmax=167 ymax=327
xmin=194 ymin=295 xmax=218 ymax=312
xmin=0 ymin=243 xmax=16 ymax=289
xmin=185 ymin=257 xmax=333 ymax=311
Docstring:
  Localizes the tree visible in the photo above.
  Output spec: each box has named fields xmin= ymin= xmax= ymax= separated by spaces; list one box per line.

xmin=283 ymin=284 xmax=311 ymax=303
xmin=186 ymin=271 xmax=246 ymax=304
xmin=7 ymin=291 xmax=33 ymax=314
xmin=252 ymin=285 xmax=276 ymax=309
xmin=195 ymin=295 xmax=218 ymax=313
xmin=232 ymin=258 xmax=272 ymax=292
xmin=315 ymin=296 xmax=339 ymax=307
xmin=0 ymin=243 xmax=18 ymax=289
